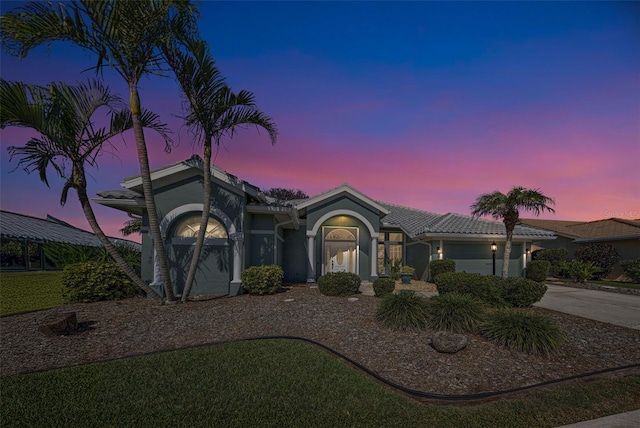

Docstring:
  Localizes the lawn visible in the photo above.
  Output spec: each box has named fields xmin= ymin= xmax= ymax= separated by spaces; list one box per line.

xmin=1 ymin=339 xmax=639 ymax=428
xmin=0 ymin=271 xmax=64 ymax=316
xmin=1 ymin=271 xmax=639 ymax=427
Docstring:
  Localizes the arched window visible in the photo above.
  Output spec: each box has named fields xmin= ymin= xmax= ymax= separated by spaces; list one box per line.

xmin=173 ymin=215 xmax=228 ymax=239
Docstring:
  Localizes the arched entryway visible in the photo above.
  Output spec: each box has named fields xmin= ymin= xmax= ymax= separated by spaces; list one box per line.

xmin=323 ymin=227 xmax=358 ymax=274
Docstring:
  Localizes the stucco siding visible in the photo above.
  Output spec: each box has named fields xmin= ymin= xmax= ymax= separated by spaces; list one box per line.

xmin=282 ymin=228 xmax=308 ymax=283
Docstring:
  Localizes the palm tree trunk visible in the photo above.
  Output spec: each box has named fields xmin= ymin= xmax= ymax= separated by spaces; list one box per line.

xmin=181 ymin=143 xmax=213 ymax=302
xmin=129 ymin=83 xmax=176 ymax=302
xmin=75 ymin=180 xmax=161 ymax=300
xmin=502 ymin=228 xmax=514 ymax=278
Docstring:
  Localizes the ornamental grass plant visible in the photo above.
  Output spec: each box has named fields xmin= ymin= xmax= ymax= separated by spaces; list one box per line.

xmin=482 ymin=309 xmax=563 ymax=356
xmin=425 ymin=293 xmax=486 ymax=333
xmin=375 ymin=290 xmax=429 ymax=330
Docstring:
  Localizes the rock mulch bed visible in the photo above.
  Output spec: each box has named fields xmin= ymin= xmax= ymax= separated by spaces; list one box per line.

xmin=1 ymin=285 xmax=639 ymax=396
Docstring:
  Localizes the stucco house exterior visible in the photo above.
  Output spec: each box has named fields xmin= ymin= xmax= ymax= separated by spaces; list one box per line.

xmin=94 ymin=156 xmax=556 ymax=297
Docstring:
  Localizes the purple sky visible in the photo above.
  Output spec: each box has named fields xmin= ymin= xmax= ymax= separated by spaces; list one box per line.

xmin=1 ymin=1 xmax=639 ymax=243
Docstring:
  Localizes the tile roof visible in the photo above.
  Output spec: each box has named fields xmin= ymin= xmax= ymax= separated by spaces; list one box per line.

xmin=520 ymin=218 xmax=640 ymax=240
xmin=422 ymin=213 xmax=555 ymax=238
xmin=378 ymin=202 xmax=442 ymax=237
xmin=0 ymin=210 xmax=141 ymax=250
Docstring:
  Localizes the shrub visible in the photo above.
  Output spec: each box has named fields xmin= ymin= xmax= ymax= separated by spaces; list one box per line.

xmin=372 ymin=277 xmax=395 ymax=297
xmin=44 ymin=242 xmax=141 ymax=273
xmin=526 ymin=260 xmax=551 ymax=282
xmin=482 ymin=309 xmax=563 ymax=356
xmin=563 ymin=260 xmax=602 ymax=284
xmin=317 ymin=272 xmax=361 ymax=296
xmin=62 ymin=261 xmax=143 ymax=303
xmin=434 ymin=272 xmax=505 ymax=307
xmin=621 ymin=259 xmax=640 ymax=283
xmin=385 ymin=258 xmax=402 ymax=280
xmin=499 ymin=277 xmax=547 ymax=308
xmin=429 ymin=259 xmax=456 ymax=281
xmin=375 ymin=290 xmax=429 ymax=330
xmin=241 ymin=265 xmax=283 ymax=295
xmin=399 ymin=265 xmax=415 ymax=276
xmin=531 ymin=248 xmax=568 ymax=276
xmin=425 ymin=293 xmax=485 ymax=333
xmin=575 ymin=243 xmax=620 ymax=279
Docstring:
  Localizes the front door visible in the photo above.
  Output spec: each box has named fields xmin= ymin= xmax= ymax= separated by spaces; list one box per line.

xmin=323 ymin=227 xmax=358 ymax=274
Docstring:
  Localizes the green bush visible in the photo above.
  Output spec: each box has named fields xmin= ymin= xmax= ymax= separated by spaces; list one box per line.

xmin=621 ymin=259 xmax=640 ymax=283
xmin=44 ymin=242 xmax=141 ymax=273
xmin=434 ymin=272 xmax=505 ymax=307
xmin=575 ymin=243 xmax=619 ymax=279
xmin=499 ymin=277 xmax=547 ymax=308
xmin=372 ymin=277 xmax=395 ymax=297
xmin=526 ymin=260 xmax=551 ymax=282
xmin=425 ymin=293 xmax=485 ymax=333
xmin=241 ymin=265 xmax=283 ymax=295
xmin=563 ymin=260 xmax=602 ymax=284
xmin=531 ymin=248 xmax=568 ymax=276
xmin=62 ymin=261 xmax=143 ymax=303
xmin=429 ymin=259 xmax=456 ymax=280
xmin=317 ymin=272 xmax=361 ymax=296
xmin=482 ymin=309 xmax=563 ymax=356
xmin=375 ymin=290 xmax=429 ymax=330
xmin=385 ymin=258 xmax=402 ymax=280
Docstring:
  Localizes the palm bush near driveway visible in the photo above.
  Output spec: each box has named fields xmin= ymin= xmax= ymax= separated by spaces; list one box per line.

xmin=563 ymin=260 xmax=602 ymax=284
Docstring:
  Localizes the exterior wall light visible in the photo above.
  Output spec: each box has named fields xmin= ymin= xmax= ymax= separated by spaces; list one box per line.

xmin=491 ymin=242 xmax=497 ymax=276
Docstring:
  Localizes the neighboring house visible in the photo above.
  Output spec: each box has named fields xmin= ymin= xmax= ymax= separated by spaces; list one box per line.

xmin=521 ymin=217 xmax=640 ymax=277
xmin=94 ymin=156 xmax=555 ymax=298
xmin=0 ymin=210 xmax=141 ymax=271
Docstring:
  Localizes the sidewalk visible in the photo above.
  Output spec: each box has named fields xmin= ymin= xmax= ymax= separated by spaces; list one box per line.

xmin=557 ymin=409 xmax=640 ymax=427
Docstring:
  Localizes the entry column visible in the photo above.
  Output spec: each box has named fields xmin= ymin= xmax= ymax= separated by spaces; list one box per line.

xmin=230 ymin=233 xmax=244 ymax=295
xmin=307 ymin=234 xmax=316 ymax=283
xmin=370 ymin=235 xmax=378 ymax=279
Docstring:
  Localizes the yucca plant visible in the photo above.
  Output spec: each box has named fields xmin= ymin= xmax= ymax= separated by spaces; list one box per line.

xmin=426 ymin=293 xmax=486 ymax=333
xmin=482 ymin=309 xmax=563 ymax=356
xmin=375 ymin=290 xmax=429 ymax=331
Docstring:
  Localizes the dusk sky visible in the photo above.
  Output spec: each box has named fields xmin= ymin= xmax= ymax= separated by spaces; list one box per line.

xmin=1 ymin=1 xmax=639 ymax=243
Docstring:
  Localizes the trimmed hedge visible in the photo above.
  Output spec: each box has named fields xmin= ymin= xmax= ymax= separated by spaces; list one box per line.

xmin=429 ymin=259 xmax=455 ymax=280
xmin=241 ymin=265 xmax=283 ymax=295
xmin=575 ymin=243 xmax=620 ymax=280
xmin=526 ymin=260 xmax=551 ymax=282
xmin=372 ymin=277 xmax=395 ymax=297
xmin=62 ymin=261 xmax=143 ymax=303
xmin=434 ymin=272 xmax=505 ymax=307
xmin=499 ymin=277 xmax=547 ymax=308
xmin=621 ymin=259 xmax=640 ymax=283
xmin=317 ymin=272 xmax=361 ymax=296
xmin=531 ymin=248 xmax=568 ymax=277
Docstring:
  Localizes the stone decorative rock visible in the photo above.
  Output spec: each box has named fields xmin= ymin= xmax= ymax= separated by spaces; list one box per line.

xmin=39 ymin=312 xmax=78 ymax=337
xmin=348 ymin=297 xmax=359 ymax=302
xmin=284 ymin=299 xmax=295 ymax=302
xmin=431 ymin=331 xmax=468 ymax=354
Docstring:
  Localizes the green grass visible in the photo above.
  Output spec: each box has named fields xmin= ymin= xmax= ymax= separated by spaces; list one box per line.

xmin=554 ymin=278 xmax=640 ymax=290
xmin=0 ymin=271 xmax=64 ymax=316
xmin=1 ymin=339 xmax=639 ymax=428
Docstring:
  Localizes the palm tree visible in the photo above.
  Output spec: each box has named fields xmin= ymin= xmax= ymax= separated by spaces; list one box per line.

xmin=164 ymin=39 xmax=277 ymax=302
xmin=1 ymin=0 xmax=200 ymax=302
xmin=471 ymin=186 xmax=555 ymax=277
xmin=0 ymin=78 xmax=171 ymax=299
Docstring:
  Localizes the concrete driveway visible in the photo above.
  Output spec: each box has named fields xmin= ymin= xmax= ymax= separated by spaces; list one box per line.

xmin=535 ymin=284 xmax=640 ymax=330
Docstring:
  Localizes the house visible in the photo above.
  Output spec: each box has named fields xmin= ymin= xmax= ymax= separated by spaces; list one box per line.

xmin=0 ymin=210 xmax=141 ymax=271
xmin=521 ymin=217 xmax=640 ymax=278
xmin=94 ymin=156 xmax=556 ymax=297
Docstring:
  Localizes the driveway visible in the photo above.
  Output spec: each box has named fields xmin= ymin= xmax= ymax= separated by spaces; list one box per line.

xmin=536 ymin=284 xmax=640 ymax=330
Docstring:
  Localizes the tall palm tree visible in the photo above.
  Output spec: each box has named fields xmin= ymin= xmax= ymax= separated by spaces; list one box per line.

xmin=471 ymin=186 xmax=555 ymax=277
xmin=1 ymin=0 xmax=200 ymax=302
xmin=164 ymin=39 xmax=277 ymax=302
xmin=0 ymin=78 xmax=171 ymax=299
